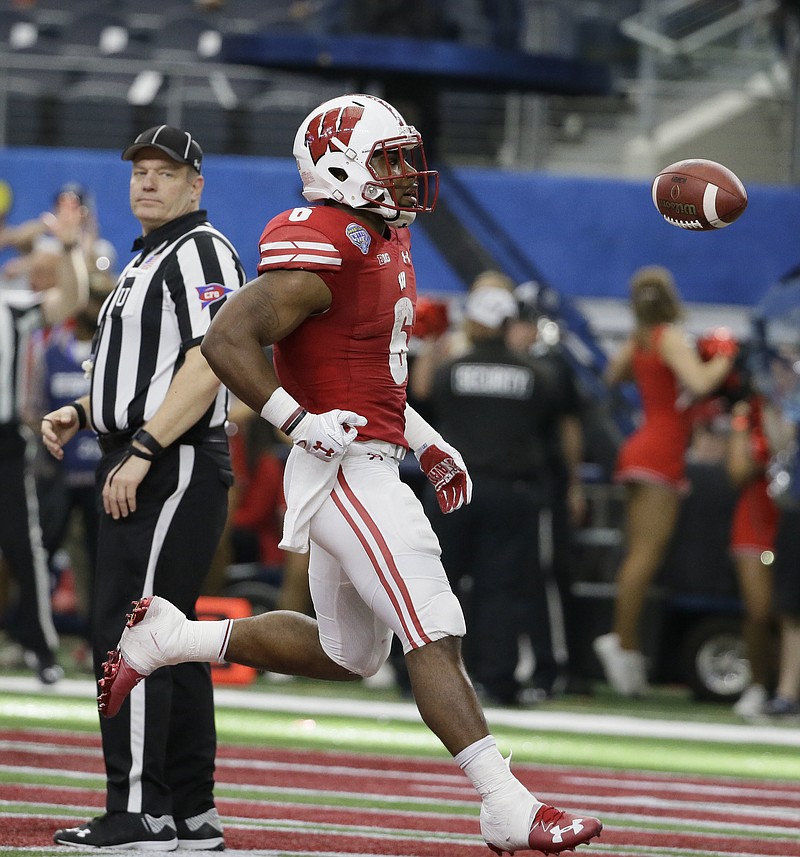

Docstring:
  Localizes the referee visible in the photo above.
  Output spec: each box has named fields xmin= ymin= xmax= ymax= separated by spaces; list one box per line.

xmin=0 ymin=196 xmax=87 ymax=683
xmin=43 ymin=126 xmax=246 ymax=851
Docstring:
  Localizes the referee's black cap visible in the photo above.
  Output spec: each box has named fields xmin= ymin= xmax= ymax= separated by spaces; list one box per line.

xmin=122 ymin=125 xmax=203 ymax=173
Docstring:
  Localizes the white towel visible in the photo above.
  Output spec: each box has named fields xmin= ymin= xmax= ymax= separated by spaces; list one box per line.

xmin=279 ymin=445 xmax=341 ymax=554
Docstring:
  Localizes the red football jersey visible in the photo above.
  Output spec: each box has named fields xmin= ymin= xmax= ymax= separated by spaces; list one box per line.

xmin=257 ymin=205 xmax=416 ymax=447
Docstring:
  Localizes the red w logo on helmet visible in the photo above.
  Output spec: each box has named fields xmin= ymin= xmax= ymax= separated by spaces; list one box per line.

xmin=305 ymin=105 xmax=365 ymax=165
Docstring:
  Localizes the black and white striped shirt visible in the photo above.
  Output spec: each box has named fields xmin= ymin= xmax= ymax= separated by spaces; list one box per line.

xmin=0 ymin=288 xmax=44 ymax=425
xmin=89 ymin=210 xmax=245 ymax=438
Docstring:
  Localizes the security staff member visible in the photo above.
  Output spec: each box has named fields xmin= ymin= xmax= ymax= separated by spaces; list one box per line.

xmin=507 ymin=283 xmax=589 ymax=698
xmin=423 ymin=284 xmax=567 ymax=706
xmin=0 ymin=196 xmax=87 ymax=684
xmin=43 ymin=126 xmax=246 ymax=851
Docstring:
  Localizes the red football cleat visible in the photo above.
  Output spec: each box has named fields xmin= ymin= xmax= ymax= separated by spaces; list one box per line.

xmin=486 ymin=803 xmax=602 ymax=855
xmin=97 ymin=598 xmax=153 ymax=718
xmin=526 ymin=804 xmax=602 ymax=854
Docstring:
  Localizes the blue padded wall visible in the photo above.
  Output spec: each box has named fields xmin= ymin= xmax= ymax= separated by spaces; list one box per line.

xmin=1 ymin=147 xmax=798 ymax=306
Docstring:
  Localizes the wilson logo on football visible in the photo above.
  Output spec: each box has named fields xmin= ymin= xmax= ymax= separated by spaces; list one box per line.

xmin=304 ymin=106 xmax=365 ymax=164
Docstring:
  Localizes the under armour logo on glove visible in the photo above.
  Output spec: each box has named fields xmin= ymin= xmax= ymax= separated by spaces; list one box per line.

xmin=418 ymin=442 xmax=473 ymax=514
xmin=291 ymin=409 xmax=368 ymax=462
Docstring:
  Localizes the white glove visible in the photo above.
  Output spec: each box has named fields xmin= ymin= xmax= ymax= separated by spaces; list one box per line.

xmin=261 ymin=388 xmax=367 ymax=462
xmin=290 ymin=409 xmax=367 ymax=460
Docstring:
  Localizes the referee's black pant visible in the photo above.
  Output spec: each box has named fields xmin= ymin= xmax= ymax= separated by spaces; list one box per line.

xmin=93 ymin=442 xmax=229 ymax=819
xmin=0 ymin=424 xmax=59 ymax=665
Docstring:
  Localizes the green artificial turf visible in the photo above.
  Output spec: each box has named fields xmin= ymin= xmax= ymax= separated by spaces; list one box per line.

xmin=2 ymin=686 xmax=799 ymax=781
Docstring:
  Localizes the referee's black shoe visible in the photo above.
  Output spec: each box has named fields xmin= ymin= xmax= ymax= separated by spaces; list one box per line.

xmin=176 ymin=808 xmax=225 ymax=850
xmin=53 ymin=812 xmax=178 ymax=850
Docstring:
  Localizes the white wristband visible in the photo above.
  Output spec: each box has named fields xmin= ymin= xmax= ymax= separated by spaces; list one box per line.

xmin=404 ymin=403 xmax=442 ymax=455
xmin=259 ymin=387 xmax=308 ymax=435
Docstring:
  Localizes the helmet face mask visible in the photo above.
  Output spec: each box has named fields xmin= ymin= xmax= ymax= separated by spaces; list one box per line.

xmin=294 ymin=94 xmax=439 ymax=226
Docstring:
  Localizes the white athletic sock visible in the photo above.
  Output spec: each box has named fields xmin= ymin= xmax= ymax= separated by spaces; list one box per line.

xmin=455 ymin=736 xmax=540 ymax=808
xmin=184 ymin=619 xmax=233 ymax=664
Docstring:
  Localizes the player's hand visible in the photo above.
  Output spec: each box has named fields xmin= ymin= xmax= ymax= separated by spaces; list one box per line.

xmin=41 ymin=406 xmax=81 ymax=461
xmin=290 ymin=409 xmax=368 ymax=461
xmin=417 ymin=441 xmax=473 ymax=514
xmin=103 ymin=450 xmax=151 ymax=519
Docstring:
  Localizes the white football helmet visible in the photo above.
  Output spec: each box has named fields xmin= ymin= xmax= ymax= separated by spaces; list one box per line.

xmin=293 ymin=93 xmax=438 ymax=227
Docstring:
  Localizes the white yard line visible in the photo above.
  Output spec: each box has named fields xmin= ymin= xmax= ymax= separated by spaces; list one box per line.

xmin=2 ymin=675 xmax=799 ymax=747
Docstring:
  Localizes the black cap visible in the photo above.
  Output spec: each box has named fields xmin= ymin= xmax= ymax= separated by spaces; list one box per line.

xmin=122 ymin=125 xmax=203 ymax=173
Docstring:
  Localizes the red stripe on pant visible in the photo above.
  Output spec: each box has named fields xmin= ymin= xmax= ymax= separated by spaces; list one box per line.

xmin=333 ymin=470 xmax=431 ymax=648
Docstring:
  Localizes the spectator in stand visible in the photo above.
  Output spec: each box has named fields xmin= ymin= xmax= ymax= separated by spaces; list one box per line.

xmin=593 ymin=266 xmax=734 ymax=697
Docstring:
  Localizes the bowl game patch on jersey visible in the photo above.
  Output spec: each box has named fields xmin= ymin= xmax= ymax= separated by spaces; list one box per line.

xmin=346 ymin=222 xmax=371 ymax=255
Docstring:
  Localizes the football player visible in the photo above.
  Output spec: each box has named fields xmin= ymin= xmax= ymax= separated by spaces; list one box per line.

xmin=98 ymin=94 xmax=602 ymax=855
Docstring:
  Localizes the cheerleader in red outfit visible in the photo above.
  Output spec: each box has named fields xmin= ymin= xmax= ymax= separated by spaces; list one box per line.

xmin=594 ymin=267 xmax=734 ymax=696
xmin=727 ymin=395 xmax=779 ymax=716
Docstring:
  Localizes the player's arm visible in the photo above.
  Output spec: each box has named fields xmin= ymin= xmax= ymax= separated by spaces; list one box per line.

xmin=202 ymin=268 xmax=331 ymax=413
xmin=658 ymin=325 xmax=733 ymax=396
xmin=203 ymin=267 xmax=365 ymax=462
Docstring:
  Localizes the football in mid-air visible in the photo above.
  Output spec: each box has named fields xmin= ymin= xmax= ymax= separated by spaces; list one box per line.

xmin=651 ymin=159 xmax=747 ymax=230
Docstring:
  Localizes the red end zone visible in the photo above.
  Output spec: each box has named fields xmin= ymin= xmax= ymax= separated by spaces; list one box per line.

xmin=2 ymin=729 xmax=799 ymax=855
